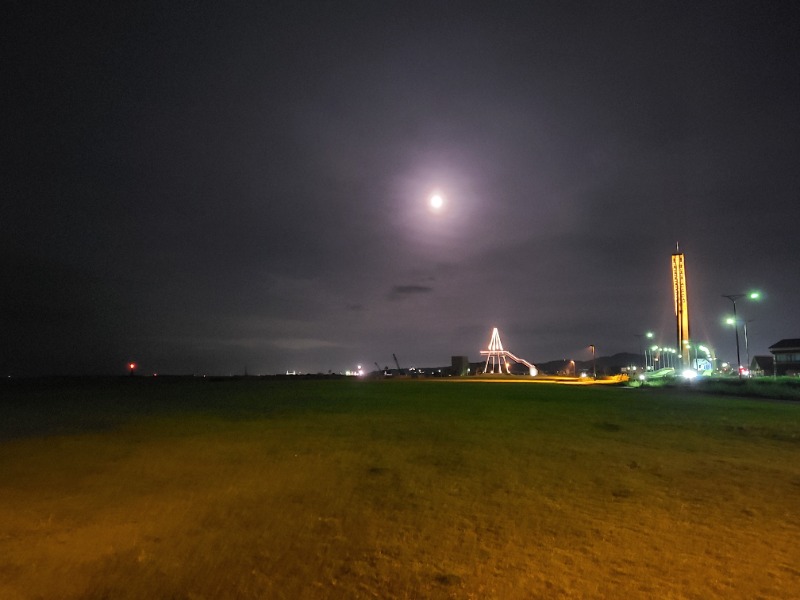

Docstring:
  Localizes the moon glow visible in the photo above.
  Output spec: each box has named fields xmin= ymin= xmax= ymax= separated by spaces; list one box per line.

xmin=429 ymin=193 xmax=444 ymax=211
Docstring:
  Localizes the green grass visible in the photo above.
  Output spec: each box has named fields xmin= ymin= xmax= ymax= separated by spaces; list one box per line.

xmin=633 ymin=375 xmax=800 ymax=401
xmin=1 ymin=378 xmax=799 ymax=598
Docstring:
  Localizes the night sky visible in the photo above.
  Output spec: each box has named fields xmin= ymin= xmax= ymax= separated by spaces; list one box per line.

xmin=4 ymin=1 xmax=799 ymax=376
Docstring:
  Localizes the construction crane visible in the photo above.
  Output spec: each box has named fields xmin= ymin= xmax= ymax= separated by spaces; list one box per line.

xmin=392 ymin=353 xmax=404 ymax=375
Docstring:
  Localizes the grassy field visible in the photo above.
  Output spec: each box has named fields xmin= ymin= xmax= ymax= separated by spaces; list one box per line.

xmin=1 ymin=378 xmax=799 ymax=599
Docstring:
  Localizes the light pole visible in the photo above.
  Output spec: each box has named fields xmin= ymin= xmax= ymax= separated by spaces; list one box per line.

xmin=683 ymin=340 xmax=698 ymax=369
xmin=722 ymin=292 xmax=760 ymax=378
xmin=634 ymin=334 xmax=645 ymax=371
xmin=589 ymin=345 xmax=596 ymax=379
xmin=726 ymin=320 xmax=754 ymax=375
xmin=722 ymin=294 xmax=743 ymax=376
xmin=743 ymin=320 xmax=755 ymax=375
xmin=635 ymin=333 xmax=653 ymax=370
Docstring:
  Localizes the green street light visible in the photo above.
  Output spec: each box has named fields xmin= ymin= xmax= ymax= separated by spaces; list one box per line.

xmin=635 ymin=332 xmax=655 ymax=371
xmin=722 ymin=291 xmax=762 ymax=378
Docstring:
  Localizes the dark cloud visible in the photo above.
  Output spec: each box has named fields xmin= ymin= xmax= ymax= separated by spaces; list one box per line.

xmin=390 ymin=285 xmax=435 ymax=299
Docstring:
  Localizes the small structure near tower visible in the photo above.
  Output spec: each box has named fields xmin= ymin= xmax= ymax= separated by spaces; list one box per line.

xmin=480 ymin=327 xmax=538 ymax=376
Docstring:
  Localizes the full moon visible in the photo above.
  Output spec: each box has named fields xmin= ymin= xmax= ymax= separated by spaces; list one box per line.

xmin=429 ymin=193 xmax=444 ymax=211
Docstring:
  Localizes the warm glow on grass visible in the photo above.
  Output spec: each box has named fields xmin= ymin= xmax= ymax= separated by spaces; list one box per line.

xmin=2 ymin=380 xmax=798 ymax=598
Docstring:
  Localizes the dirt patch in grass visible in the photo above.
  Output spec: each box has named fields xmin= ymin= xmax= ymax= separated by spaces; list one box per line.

xmin=1 ymin=379 xmax=799 ymax=598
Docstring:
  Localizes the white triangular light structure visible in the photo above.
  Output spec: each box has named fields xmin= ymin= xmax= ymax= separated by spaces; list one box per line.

xmin=480 ymin=327 xmax=538 ymax=376
xmin=483 ymin=327 xmax=507 ymax=374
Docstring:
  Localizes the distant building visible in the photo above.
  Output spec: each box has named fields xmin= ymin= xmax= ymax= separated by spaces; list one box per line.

xmin=750 ymin=355 xmax=774 ymax=377
xmin=451 ymin=356 xmax=470 ymax=376
xmin=768 ymin=339 xmax=800 ymax=376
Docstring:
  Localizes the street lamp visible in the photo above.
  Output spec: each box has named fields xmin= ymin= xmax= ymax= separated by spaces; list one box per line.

xmin=743 ymin=320 xmax=755 ymax=375
xmin=635 ymin=331 xmax=654 ymax=370
xmin=683 ymin=339 xmax=699 ymax=369
xmin=665 ymin=347 xmax=675 ymax=369
xmin=722 ymin=292 xmax=760 ymax=378
xmin=726 ymin=317 xmax=755 ymax=377
xmin=589 ymin=345 xmax=596 ymax=379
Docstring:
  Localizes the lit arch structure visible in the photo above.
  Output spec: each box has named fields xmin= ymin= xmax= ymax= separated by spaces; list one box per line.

xmin=480 ymin=327 xmax=538 ymax=376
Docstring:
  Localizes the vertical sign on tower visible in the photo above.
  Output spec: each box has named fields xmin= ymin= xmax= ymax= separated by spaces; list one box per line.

xmin=671 ymin=245 xmax=690 ymax=366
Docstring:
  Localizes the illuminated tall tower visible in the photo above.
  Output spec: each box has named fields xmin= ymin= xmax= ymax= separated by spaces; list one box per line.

xmin=671 ymin=244 xmax=690 ymax=365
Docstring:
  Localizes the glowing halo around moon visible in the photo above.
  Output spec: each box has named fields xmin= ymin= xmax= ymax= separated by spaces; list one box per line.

xmin=429 ymin=193 xmax=444 ymax=212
